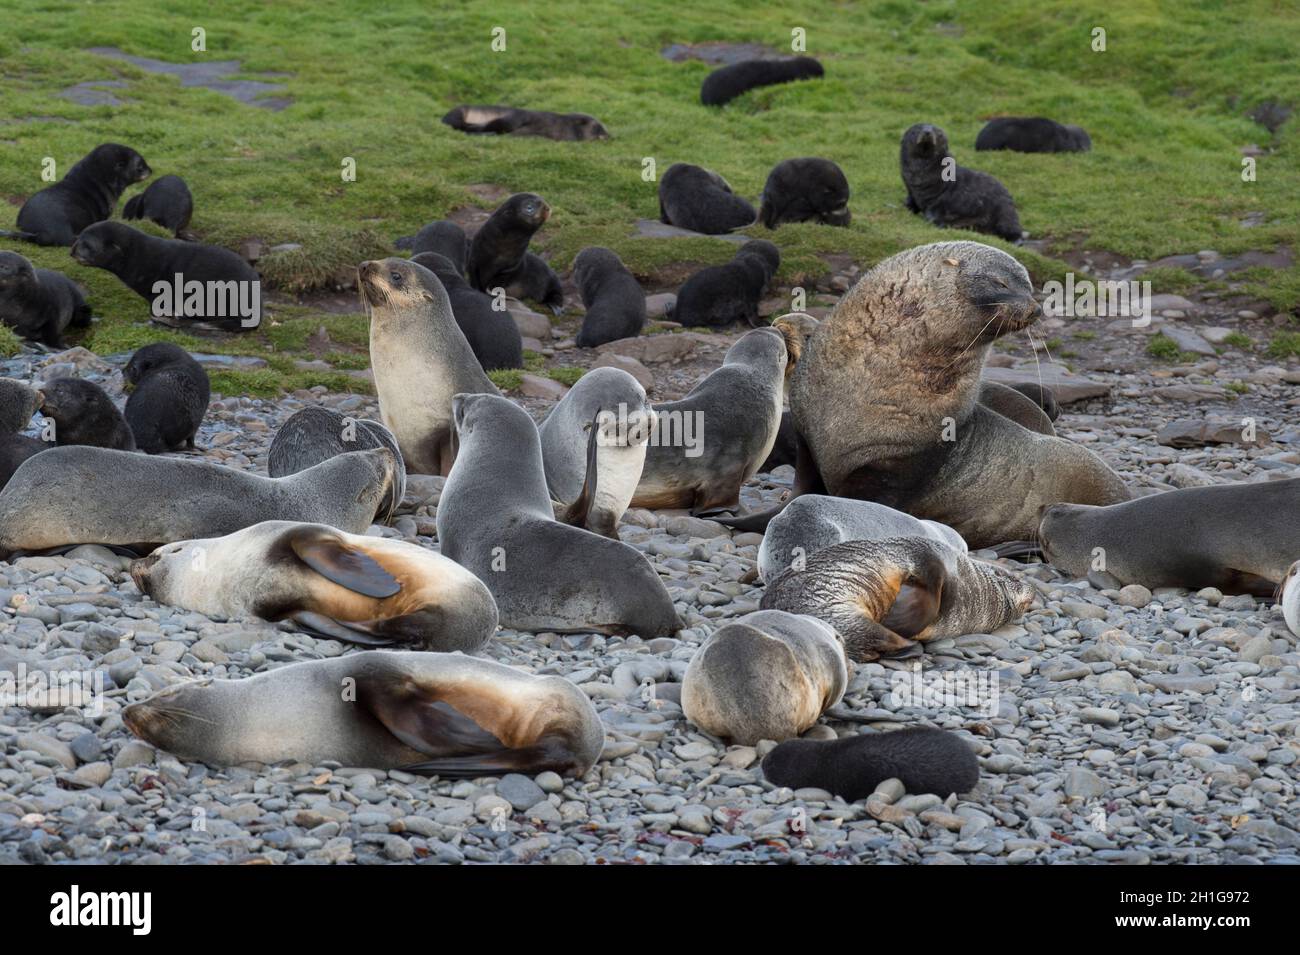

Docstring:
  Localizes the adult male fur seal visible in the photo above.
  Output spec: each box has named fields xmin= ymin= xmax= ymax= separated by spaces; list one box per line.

xmin=901 ymin=124 xmax=1022 ymax=241
xmin=6 ymin=143 xmax=151 ymax=246
xmin=682 ymin=610 xmax=847 ymax=746
xmin=763 ymin=728 xmax=979 ymax=799
xmin=411 ymin=251 xmax=523 ymax=371
xmin=442 ymin=105 xmax=609 ymax=142
xmin=123 ymin=342 xmax=210 ymax=453
xmin=466 ymin=193 xmax=564 ymax=313
xmin=760 ymin=537 xmax=1034 ymax=662
xmin=0 ymin=446 xmax=396 ymax=556
xmin=39 ymin=377 xmax=136 ymax=450
xmin=123 ymin=651 xmax=603 ymax=777
xmin=658 ymin=163 xmax=756 ymax=235
xmin=976 ymin=117 xmax=1091 ymax=153
xmin=437 ymin=392 xmax=680 ymax=636
xmin=700 ymin=56 xmax=824 ymax=107
xmin=0 ymin=251 xmax=91 ymax=346
xmin=758 ymin=158 xmax=851 ymax=228
xmin=1039 ymin=479 xmax=1300 ymax=596
xmin=268 ymin=406 xmax=406 ymax=518
xmin=131 ymin=521 xmax=497 ymax=651
xmin=360 ymin=256 xmax=499 ymax=475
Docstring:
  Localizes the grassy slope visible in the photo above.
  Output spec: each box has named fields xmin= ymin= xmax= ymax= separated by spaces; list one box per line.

xmin=1 ymin=0 xmax=1296 ymax=393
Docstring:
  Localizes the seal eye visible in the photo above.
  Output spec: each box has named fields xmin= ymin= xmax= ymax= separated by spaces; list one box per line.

xmin=389 ymin=270 xmax=403 ymax=284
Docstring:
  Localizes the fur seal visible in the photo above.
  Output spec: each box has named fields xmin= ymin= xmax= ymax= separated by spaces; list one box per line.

xmin=70 ymin=222 xmax=262 ymax=329
xmin=268 ymin=407 xmax=406 ymax=518
xmin=466 ymin=193 xmax=564 ymax=313
xmin=6 ymin=143 xmax=151 ymax=246
xmin=123 ymin=650 xmax=603 ymax=776
xmin=39 ymin=377 xmax=135 ymax=450
xmin=437 ymin=392 xmax=680 ymax=636
xmin=700 ymin=56 xmax=824 ymax=107
xmin=760 ymin=537 xmax=1034 ymax=662
xmin=442 ymin=105 xmax=610 ymax=141
xmin=681 ymin=610 xmax=847 ymax=745
xmin=0 ymin=445 xmax=396 ymax=556
xmin=901 ymin=124 xmax=1022 ymax=241
xmin=1281 ymin=561 xmax=1300 ymax=638
xmin=975 ymin=117 xmax=1091 ymax=153
xmin=1039 ymin=480 xmax=1300 ymax=596
xmin=131 ymin=521 xmax=497 ymax=650
xmin=0 ymin=378 xmax=46 ymax=489
xmin=410 ymin=220 xmax=468 ymax=274
xmin=0 ymin=251 xmax=92 ymax=346
xmin=122 ymin=343 xmax=210 ymax=453
xmin=763 ymin=728 xmax=980 ymax=799
xmin=360 ymin=256 xmax=499 ymax=476
xmin=1005 ymin=381 xmax=1060 ymax=422
xmin=411 ymin=252 xmax=523 ymax=371
xmin=658 ymin=163 xmax=756 ymax=235
xmin=671 ymin=239 xmax=780 ymax=328
xmin=632 ymin=326 xmax=787 ymax=512
xmin=758 ymin=495 xmax=967 ymax=583
xmin=758 ymin=158 xmax=851 ymax=228
xmin=122 ymin=173 xmax=194 ymax=235
xmin=538 ymin=366 xmax=655 ymax=538
xmin=573 ymin=247 xmax=646 ymax=347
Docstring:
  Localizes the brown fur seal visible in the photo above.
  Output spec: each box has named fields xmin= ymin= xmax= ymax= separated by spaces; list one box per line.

xmin=360 ymin=256 xmax=499 ymax=476
xmin=760 ymin=537 xmax=1033 ymax=662
xmin=681 ymin=610 xmax=847 ymax=745
xmin=442 ymin=105 xmax=609 ymax=141
xmin=131 ymin=521 xmax=497 ymax=650
xmin=763 ymin=727 xmax=979 ymax=799
xmin=122 ymin=651 xmax=603 ymax=777
xmin=1040 ymin=479 xmax=1300 ymax=596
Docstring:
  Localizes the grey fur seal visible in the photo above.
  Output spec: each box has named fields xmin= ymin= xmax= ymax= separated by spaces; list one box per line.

xmin=131 ymin=521 xmax=497 ymax=650
xmin=573 ymin=247 xmax=646 ymax=347
xmin=700 ymin=56 xmax=824 ymax=107
xmin=466 ymin=193 xmax=564 ymax=313
xmin=760 ymin=537 xmax=1033 ymax=662
xmin=1281 ymin=561 xmax=1300 ymax=637
xmin=122 ymin=174 xmax=194 ymax=235
xmin=7 ymin=143 xmax=151 ymax=246
xmin=411 ymin=252 xmax=523 ymax=371
xmin=758 ymin=495 xmax=967 ymax=583
xmin=763 ymin=728 xmax=979 ymax=799
xmin=442 ymin=105 xmax=609 ymax=141
xmin=681 ymin=610 xmax=847 ymax=746
xmin=360 ymin=256 xmax=499 ymax=476
xmin=975 ymin=117 xmax=1091 ymax=153
xmin=1039 ymin=479 xmax=1300 ymax=596
xmin=123 ymin=650 xmax=603 ymax=777
xmin=538 ymin=366 xmax=655 ymax=538
xmin=0 ymin=250 xmax=92 ymax=346
xmin=437 ymin=392 xmax=680 ymax=636
xmin=0 ymin=445 xmax=396 ymax=556
xmin=0 ymin=377 xmax=43 ymax=433
xmin=901 ymin=124 xmax=1022 ymax=241
xmin=671 ymin=239 xmax=780 ymax=328
xmin=632 ymin=326 xmax=787 ymax=512
xmin=39 ymin=377 xmax=135 ymax=450
xmin=122 ymin=342 xmax=210 ymax=453
xmin=268 ymin=406 xmax=406 ymax=518
xmin=658 ymin=163 xmax=756 ymax=234
xmin=759 ymin=157 xmax=851 ymax=228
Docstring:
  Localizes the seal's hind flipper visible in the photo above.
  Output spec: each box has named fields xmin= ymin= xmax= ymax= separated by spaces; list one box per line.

xmin=837 ymin=617 xmax=917 ymax=663
xmin=290 ymin=611 xmax=398 ymax=646
xmin=714 ymin=427 xmax=824 ymax=533
xmin=558 ymin=413 xmax=600 ymax=530
xmin=286 ymin=527 xmax=401 ymax=598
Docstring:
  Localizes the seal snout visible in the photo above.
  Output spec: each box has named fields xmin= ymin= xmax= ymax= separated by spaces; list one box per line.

xmin=129 ymin=552 xmax=161 ymax=593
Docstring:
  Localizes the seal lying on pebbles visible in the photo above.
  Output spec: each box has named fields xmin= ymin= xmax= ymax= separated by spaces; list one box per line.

xmin=658 ymin=163 xmax=756 ymax=234
xmin=1040 ymin=479 xmax=1300 ymax=596
xmin=760 ymin=537 xmax=1033 ymax=662
xmin=0 ymin=250 xmax=92 ymax=346
xmin=573 ymin=247 xmax=646 ymax=347
xmin=123 ymin=343 xmax=210 ymax=453
xmin=0 ymin=446 xmax=396 ymax=556
xmin=438 ymin=392 xmax=680 ymax=636
xmin=6 ymin=143 xmax=151 ymax=246
xmin=763 ymin=727 xmax=980 ymax=799
xmin=975 ymin=117 xmax=1091 ymax=153
xmin=632 ymin=326 xmax=787 ymax=512
xmin=901 ymin=124 xmax=1023 ymax=241
xmin=671 ymin=239 xmax=780 ymax=327
xmin=411 ymin=252 xmax=523 ymax=371
xmin=131 ymin=521 xmax=498 ymax=651
xmin=442 ymin=105 xmax=610 ymax=141
xmin=39 ymin=377 xmax=135 ymax=450
xmin=681 ymin=610 xmax=847 ymax=745
xmin=122 ymin=174 xmax=194 ymax=236
xmin=123 ymin=651 xmax=603 ymax=776
xmin=1280 ymin=561 xmax=1300 ymax=638
xmin=268 ymin=407 xmax=406 ymax=520
xmin=361 ymin=256 xmax=499 ymax=476
xmin=758 ymin=496 xmax=967 ymax=583
xmin=410 ymin=220 xmax=468 ymax=274
xmin=700 ymin=56 xmax=824 ymax=107
xmin=539 ymin=366 xmax=656 ymax=538
xmin=466 ymin=193 xmax=564 ymax=313
xmin=759 ymin=158 xmax=851 ymax=227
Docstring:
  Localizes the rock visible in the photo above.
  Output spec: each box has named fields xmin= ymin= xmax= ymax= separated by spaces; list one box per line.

xmin=1165 ymin=463 xmax=1219 ymax=488
xmin=1160 ymin=327 xmax=1216 ymax=357
xmin=112 ymin=741 xmax=155 ymax=769
xmin=519 ymin=374 xmax=569 ymax=400
xmin=591 ymin=353 xmax=654 ymax=391
xmin=1166 ymin=783 xmax=1207 ymax=810
xmin=496 ymin=774 xmax=547 ymax=812
xmin=16 ymin=733 xmax=76 ymax=770
xmin=508 ymin=303 xmax=552 ymax=341
xmin=1116 ymin=584 xmax=1152 ymax=608
xmin=595 ymin=333 xmax=702 ymax=364
xmin=1064 ymin=768 xmax=1107 ymax=800
xmin=645 ymin=293 xmax=677 ymax=319
xmin=981 ymin=363 xmax=1110 ymax=404
xmin=1156 ymin=419 xmax=1272 ymax=448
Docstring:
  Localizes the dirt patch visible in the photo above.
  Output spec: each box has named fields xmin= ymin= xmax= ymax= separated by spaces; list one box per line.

xmin=87 ymin=47 xmax=293 ymax=110
xmin=661 ymin=43 xmax=779 ymax=65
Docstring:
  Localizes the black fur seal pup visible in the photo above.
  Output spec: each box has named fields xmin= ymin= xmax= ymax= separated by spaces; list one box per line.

xmin=70 ymin=221 xmax=262 ymax=330
xmin=671 ymin=239 xmax=780 ymax=328
xmin=658 ymin=163 xmax=756 ymax=235
xmin=269 ymin=407 xmax=406 ymax=519
xmin=975 ymin=117 xmax=1091 ymax=153
xmin=0 ymin=378 xmax=47 ymax=489
xmin=411 ymin=252 xmax=523 ymax=371
xmin=0 ymin=251 xmax=92 ymax=346
xmin=763 ymin=728 xmax=980 ymax=799
xmin=122 ymin=174 xmax=195 ymax=235
xmin=442 ymin=105 xmax=610 ymax=141
xmin=466 ymin=193 xmax=564 ymax=313
xmin=123 ymin=342 xmax=210 ymax=453
xmin=38 ymin=377 xmax=136 ymax=450
xmin=699 ymin=56 xmax=824 ymax=107
xmin=6 ymin=143 xmax=151 ymax=246
xmin=410 ymin=220 xmax=469 ymax=274
xmin=759 ymin=158 xmax=851 ymax=228
xmin=573 ymin=247 xmax=646 ymax=347
xmin=900 ymin=124 xmax=1023 ymax=241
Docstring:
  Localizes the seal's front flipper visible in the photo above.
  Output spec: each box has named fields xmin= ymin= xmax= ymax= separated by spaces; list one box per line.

xmin=286 ymin=527 xmax=401 ymax=598
xmin=714 ymin=427 xmax=824 ymax=533
xmin=290 ymin=611 xmax=398 ymax=646
xmin=558 ymin=413 xmax=600 ymax=530
xmin=399 ymin=745 xmax=561 ymax=778
xmin=880 ymin=564 xmax=945 ymax=638
xmin=837 ymin=617 xmax=916 ymax=663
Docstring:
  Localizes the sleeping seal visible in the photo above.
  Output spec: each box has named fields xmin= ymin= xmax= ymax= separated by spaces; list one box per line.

xmin=763 ymin=728 xmax=979 ymax=799
xmin=975 ymin=117 xmax=1091 ymax=153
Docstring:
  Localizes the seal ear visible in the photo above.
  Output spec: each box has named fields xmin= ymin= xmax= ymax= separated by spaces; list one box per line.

xmin=558 ymin=411 xmax=600 ymax=531
xmin=286 ymin=527 xmax=401 ymax=598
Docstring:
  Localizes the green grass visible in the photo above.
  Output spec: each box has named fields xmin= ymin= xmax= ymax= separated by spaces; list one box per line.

xmin=1267 ymin=332 xmax=1300 ymax=358
xmin=1221 ymin=331 xmax=1253 ymax=348
xmin=1146 ymin=333 xmax=1200 ymax=362
xmin=488 ymin=369 xmax=523 ymax=391
xmin=2 ymin=0 xmax=1298 ymax=394
xmin=1225 ymin=380 xmax=1249 ymax=394
xmin=0 ymin=326 xmax=22 ymax=358
xmin=548 ymin=366 xmax=585 ymax=387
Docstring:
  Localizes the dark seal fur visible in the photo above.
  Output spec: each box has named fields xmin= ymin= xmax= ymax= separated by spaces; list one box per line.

xmin=39 ymin=377 xmax=136 ymax=450
xmin=0 ymin=251 xmax=91 ymax=346
xmin=759 ymin=158 xmax=851 ymax=228
xmin=573 ymin=247 xmax=646 ymax=347
xmin=658 ymin=163 xmax=756 ymax=234
xmin=763 ymin=728 xmax=980 ymax=799
xmin=269 ymin=407 xmax=406 ymax=520
xmin=122 ymin=174 xmax=195 ymax=235
xmin=411 ymin=252 xmax=523 ymax=371
xmin=410 ymin=220 xmax=469 ymax=274
xmin=466 ymin=193 xmax=564 ymax=313
xmin=901 ymin=123 xmax=1022 ymax=241
xmin=123 ymin=343 xmax=210 ymax=453
xmin=975 ymin=117 xmax=1091 ymax=153
xmin=8 ymin=143 xmax=151 ymax=246
xmin=442 ymin=105 xmax=609 ymax=141
xmin=700 ymin=56 xmax=824 ymax=107
xmin=671 ymin=239 xmax=779 ymax=328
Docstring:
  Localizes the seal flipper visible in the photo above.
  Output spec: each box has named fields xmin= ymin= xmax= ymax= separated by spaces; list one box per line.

xmin=880 ymin=565 xmax=945 ymax=637
xmin=290 ymin=611 xmax=398 ymax=646
xmin=286 ymin=527 xmax=401 ymax=598
xmin=558 ymin=413 xmax=600 ymax=530
xmin=714 ymin=426 xmax=825 ymax=532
